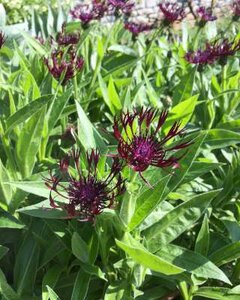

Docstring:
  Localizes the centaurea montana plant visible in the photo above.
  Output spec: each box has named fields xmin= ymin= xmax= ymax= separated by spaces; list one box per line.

xmin=159 ymin=1 xmax=185 ymax=25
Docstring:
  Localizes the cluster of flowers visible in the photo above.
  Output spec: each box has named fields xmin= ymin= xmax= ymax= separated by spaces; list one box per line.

xmin=44 ymin=108 xmax=191 ymax=221
xmin=185 ymin=38 xmax=240 ymax=67
xmin=43 ymin=23 xmax=84 ymax=85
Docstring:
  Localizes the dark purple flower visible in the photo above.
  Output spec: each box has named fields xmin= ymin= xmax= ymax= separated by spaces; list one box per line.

xmin=185 ymin=48 xmax=215 ymax=65
xmin=0 ymin=31 xmax=6 ymax=49
xmin=159 ymin=2 xmax=185 ymax=24
xmin=44 ymin=149 xmax=125 ymax=221
xmin=108 ymin=0 xmax=135 ymax=15
xmin=232 ymin=0 xmax=240 ymax=18
xmin=113 ymin=108 xmax=191 ymax=176
xmin=197 ymin=7 xmax=217 ymax=23
xmin=56 ymin=23 xmax=80 ymax=46
xmin=208 ymin=38 xmax=240 ymax=64
xmin=44 ymin=50 xmax=84 ymax=84
xmin=124 ymin=22 xmax=152 ymax=36
xmin=70 ymin=1 xmax=107 ymax=25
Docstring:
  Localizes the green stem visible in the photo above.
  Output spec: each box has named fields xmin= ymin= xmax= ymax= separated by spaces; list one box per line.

xmin=178 ymin=281 xmax=190 ymax=300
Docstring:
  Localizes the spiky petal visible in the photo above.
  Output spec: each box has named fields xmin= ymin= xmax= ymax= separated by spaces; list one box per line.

xmin=44 ymin=149 xmax=125 ymax=221
xmin=113 ymin=108 xmax=191 ymax=173
xmin=159 ymin=2 xmax=185 ymax=24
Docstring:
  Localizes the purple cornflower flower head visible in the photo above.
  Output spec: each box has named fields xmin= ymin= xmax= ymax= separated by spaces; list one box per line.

xmin=124 ymin=22 xmax=152 ymax=36
xmin=232 ymin=0 xmax=240 ymax=18
xmin=0 ymin=31 xmax=6 ymax=49
xmin=197 ymin=6 xmax=217 ymax=24
xmin=185 ymin=48 xmax=216 ymax=65
xmin=44 ymin=50 xmax=84 ymax=85
xmin=44 ymin=149 xmax=125 ymax=221
xmin=159 ymin=2 xmax=185 ymax=24
xmin=113 ymin=108 xmax=191 ymax=176
xmin=70 ymin=1 xmax=107 ymax=25
xmin=208 ymin=38 xmax=240 ymax=65
xmin=56 ymin=23 xmax=80 ymax=46
xmin=108 ymin=0 xmax=135 ymax=16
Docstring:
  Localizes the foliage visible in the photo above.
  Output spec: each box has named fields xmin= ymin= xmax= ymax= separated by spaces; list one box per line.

xmin=0 ymin=1 xmax=240 ymax=300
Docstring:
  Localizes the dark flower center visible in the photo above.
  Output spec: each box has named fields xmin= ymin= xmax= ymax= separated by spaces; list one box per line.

xmin=130 ymin=137 xmax=157 ymax=172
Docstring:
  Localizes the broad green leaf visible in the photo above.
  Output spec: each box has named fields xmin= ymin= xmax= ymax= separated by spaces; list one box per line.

xmin=17 ymin=199 xmax=67 ymax=219
xmin=204 ymin=129 xmax=240 ymax=149
xmin=127 ymin=175 xmax=171 ymax=231
xmin=75 ymin=101 xmax=107 ymax=152
xmin=4 ymin=181 xmax=49 ymax=198
xmin=14 ymin=233 xmax=40 ymax=296
xmin=193 ymin=287 xmax=240 ymax=300
xmin=46 ymin=286 xmax=61 ymax=300
xmin=0 ymin=159 xmax=13 ymax=205
xmin=6 ymin=95 xmax=52 ymax=133
xmin=0 ymin=269 xmax=19 ymax=300
xmin=167 ymin=132 xmax=207 ymax=191
xmin=116 ymin=238 xmax=185 ymax=276
xmin=81 ymin=263 xmax=106 ymax=281
xmin=71 ymin=270 xmax=91 ymax=300
xmin=0 ymin=245 xmax=8 ymax=260
xmin=0 ymin=208 xmax=24 ymax=229
xmin=46 ymin=89 xmax=72 ymax=134
xmin=144 ymin=190 xmax=220 ymax=252
xmin=108 ymin=45 xmax=137 ymax=57
xmin=157 ymin=244 xmax=231 ymax=284
xmin=164 ymin=95 xmax=199 ymax=132
xmin=195 ymin=213 xmax=210 ymax=256
xmin=209 ymin=242 xmax=240 ymax=267
xmin=16 ymin=107 xmax=46 ymax=178
xmin=108 ymin=76 xmax=122 ymax=110
xmin=71 ymin=232 xmax=89 ymax=264
xmin=42 ymin=266 xmax=63 ymax=300
xmin=98 ymin=73 xmax=115 ymax=114
xmin=172 ymin=67 xmax=197 ymax=104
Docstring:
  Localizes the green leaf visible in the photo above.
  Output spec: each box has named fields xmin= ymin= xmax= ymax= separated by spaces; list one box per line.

xmin=21 ymin=31 xmax=47 ymax=56
xmin=0 ymin=269 xmax=19 ymax=300
xmin=71 ymin=232 xmax=89 ymax=264
xmin=46 ymin=89 xmax=72 ymax=134
xmin=81 ymin=263 xmax=106 ymax=281
xmin=172 ymin=67 xmax=197 ymax=105
xmin=98 ymin=73 xmax=115 ymax=114
xmin=143 ymin=190 xmax=220 ymax=252
xmin=75 ymin=101 xmax=107 ymax=152
xmin=16 ymin=107 xmax=46 ymax=178
xmin=17 ymin=199 xmax=67 ymax=219
xmin=127 ymin=175 xmax=171 ymax=231
xmin=0 ymin=245 xmax=8 ymax=260
xmin=209 ymin=242 xmax=240 ymax=267
xmin=14 ymin=233 xmax=40 ymax=296
xmin=164 ymin=94 xmax=199 ymax=131
xmin=156 ymin=244 xmax=231 ymax=285
xmin=193 ymin=287 xmax=240 ymax=300
xmin=108 ymin=76 xmax=122 ymax=110
xmin=6 ymin=95 xmax=52 ymax=133
xmin=194 ymin=213 xmax=209 ymax=256
xmin=71 ymin=270 xmax=91 ymax=300
xmin=167 ymin=132 xmax=207 ymax=191
xmin=46 ymin=286 xmax=61 ymax=300
xmin=4 ymin=181 xmax=49 ymax=198
xmin=42 ymin=266 xmax=63 ymax=300
xmin=0 ymin=208 xmax=24 ymax=229
xmin=204 ymin=129 xmax=240 ymax=149
xmin=116 ymin=237 xmax=185 ymax=276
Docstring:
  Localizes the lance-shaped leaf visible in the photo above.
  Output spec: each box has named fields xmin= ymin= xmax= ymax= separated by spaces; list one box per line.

xmin=143 ymin=190 xmax=221 ymax=253
xmin=156 ymin=244 xmax=231 ymax=285
xmin=116 ymin=237 xmax=185 ymax=276
xmin=209 ymin=242 xmax=240 ymax=267
xmin=127 ymin=175 xmax=171 ymax=231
